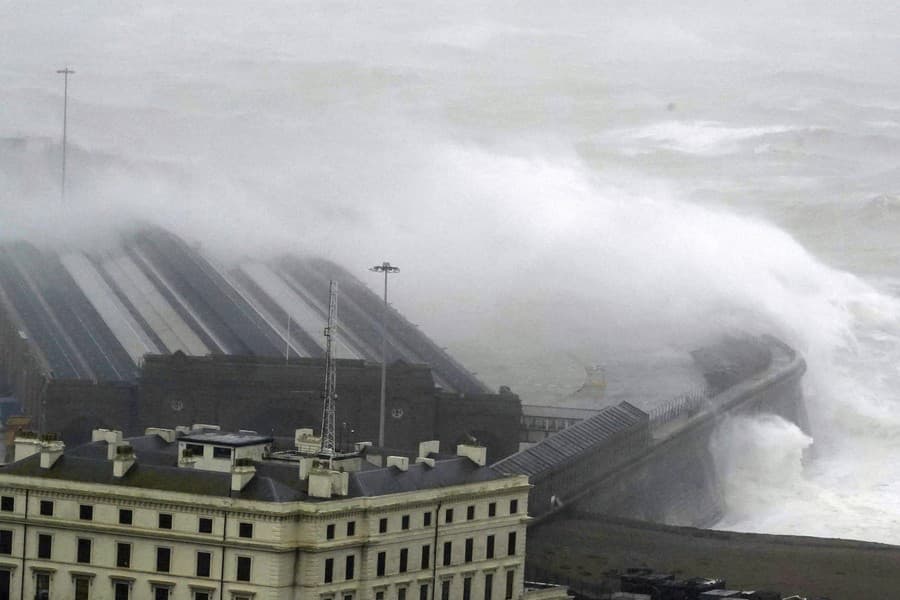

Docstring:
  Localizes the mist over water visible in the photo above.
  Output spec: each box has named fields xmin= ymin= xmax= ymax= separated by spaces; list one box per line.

xmin=2 ymin=1 xmax=900 ymax=542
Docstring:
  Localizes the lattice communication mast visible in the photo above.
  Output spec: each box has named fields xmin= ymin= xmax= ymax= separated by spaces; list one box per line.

xmin=319 ymin=280 xmax=339 ymax=464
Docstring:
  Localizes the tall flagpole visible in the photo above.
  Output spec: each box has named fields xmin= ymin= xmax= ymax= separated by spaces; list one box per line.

xmin=56 ymin=67 xmax=75 ymax=202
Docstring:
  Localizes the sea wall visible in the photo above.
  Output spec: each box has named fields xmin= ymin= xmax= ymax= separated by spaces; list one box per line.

xmin=567 ymin=338 xmax=807 ymax=527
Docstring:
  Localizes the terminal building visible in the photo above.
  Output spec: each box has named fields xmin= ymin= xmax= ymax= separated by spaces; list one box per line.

xmin=0 ymin=227 xmax=522 ymax=458
xmin=0 ymin=426 xmax=564 ymax=600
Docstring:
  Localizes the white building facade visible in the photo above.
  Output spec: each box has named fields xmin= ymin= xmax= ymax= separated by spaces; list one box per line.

xmin=0 ymin=428 xmax=547 ymax=600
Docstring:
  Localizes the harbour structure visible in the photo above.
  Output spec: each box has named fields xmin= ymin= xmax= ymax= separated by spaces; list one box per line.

xmin=495 ymin=336 xmax=808 ymax=527
xmin=0 ymin=426 xmax=562 ymax=600
xmin=0 ymin=227 xmax=521 ymax=456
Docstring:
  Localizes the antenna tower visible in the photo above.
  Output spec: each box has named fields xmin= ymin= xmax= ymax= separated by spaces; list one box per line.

xmin=319 ymin=280 xmax=339 ymax=464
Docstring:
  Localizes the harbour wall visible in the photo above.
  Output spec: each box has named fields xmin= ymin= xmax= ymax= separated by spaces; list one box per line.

xmin=515 ymin=337 xmax=807 ymax=527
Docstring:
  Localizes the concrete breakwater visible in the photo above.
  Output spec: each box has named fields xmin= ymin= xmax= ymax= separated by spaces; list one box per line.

xmin=495 ymin=336 xmax=808 ymax=527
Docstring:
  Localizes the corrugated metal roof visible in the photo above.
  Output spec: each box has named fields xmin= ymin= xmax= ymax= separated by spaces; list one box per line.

xmin=493 ymin=401 xmax=648 ymax=478
xmin=0 ymin=227 xmax=486 ymax=393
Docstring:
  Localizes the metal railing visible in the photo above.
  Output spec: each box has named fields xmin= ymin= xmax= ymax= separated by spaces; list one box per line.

xmin=648 ymin=389 xmax=709 ymax=429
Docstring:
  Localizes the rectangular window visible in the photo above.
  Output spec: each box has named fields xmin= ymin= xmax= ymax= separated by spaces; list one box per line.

xmin=159 ymin=513 xmax=173 ymax=529
xmin=509 ymin=499 xmax=518 ymax=514
xmin=486 ymin=535 xmax=495 ymax=559
xmin=485 ymin=574 xmax=493 ymax=600
xmin=197 ymin=551 xmax=212 ymax=577
xmin=119 ymin=508 xmax=133 ymax=525
xmin=324 ymin=558 xmax=334 ymax=583
xmin=39 ymin=500 xmax=53 ymax=516
xmin=114 ymin=581 xmax=130 ymax=600
xmin=463 ymin=577 xmax=472 ymax=600
xmin=194 ymin=592 xmax=211 ymax=600
xmin=346 ymin=521 xmax=356 ymax=536
xmin=154 ymin=586 xmax=170 ymax=600
xmin=77 ymin=537 xmax=91 ymax=563
xmin=186 ymin=443 xmax=204 ymax=457
xmin=345 ymin=554 xmax=355 ymax=580
xmin=441 ymin=580 xmax=451 ymax=600
xmin=0 ymin=496 xmax=13 ymax=511
xmin=35 ymin=572 xmax=50 ymax=597
xmin=199 ymin=517 xmax=213 ymax=533
xmin=488 ymin=502 xmax=496 ymax=517
xmin=74 ymin=575 xmax=90 ymax=600
xmin=399 ymin=548 xmax=408 ymax=573
xmin=467 ymin=505 xmax=475 ymax=521
xmin=401 ymin=514 xmax=410 ymax=530
xmin=445 ymin=508 xmax=454 ymax=524
xmin=116 ymin=542 xmax=131 ymax=568
xmin=37 ymin=534 xmax=52 ymax=559
xmin=443 ymin=541 xmax=452 ymax=566
xmin=79 ymin=504 xmax=93 ymax=520
xmin=212 ymin=446 xmax=232 ymax=459
xmin=377 ymin=551 xmax=386 ymax=576
xmin=507 ymin=532 xmax=517 ymax=556
xmin=423 ymin=511 xmax=432 ymax=527
xmin=0 ymin=530 xmax=10 ymax=554
xmin=239 ymin=522 xmax=253 ymax=538
xmin=421 ymin=544 xmax=430 ymax=570
xmin=327 ymin=524 xmax=335 ymax=540
xmin=379 ymin=517 xmax=388 ymax=533
xmin=505 ymin=570 xmax=514 ymax=600
xmin=156 ymin=547 xmax=171 ymax=572
xmin=376 ymin=592 xmax=384 ymax=600
xmin=399 ymin=588 xmax=407 ymax=600
xmin=419 ymin=584 xmax=429 ymax=600
xmin=236 ymin=556 xmax=251 ymax=582
xmin=465 ymin=538 xmax=473 ymax=563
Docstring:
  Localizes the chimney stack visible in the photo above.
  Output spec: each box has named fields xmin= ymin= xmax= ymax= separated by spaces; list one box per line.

xmin=13 ymin=432 xmax=41 ymax=462
xmin=386 ymin=456 xmax=409 ymax=472
xmin=456 ymin=444 xmax=487 ymax=466
xmin=40 ymin=440 xmax=65 ymax=469
xmin=417 ymin=440 xmax=440 ymax=459
xmin=145 ymin=427 xmax=177 ymax=443
xmin=231 ymin=460 xmax=256 ymax=492
xmin=112 ymin=444 xmax=135 ymax=477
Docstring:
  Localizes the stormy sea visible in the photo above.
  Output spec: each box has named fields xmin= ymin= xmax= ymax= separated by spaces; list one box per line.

xmin=1 ymin=2 xmax=899 ymax=543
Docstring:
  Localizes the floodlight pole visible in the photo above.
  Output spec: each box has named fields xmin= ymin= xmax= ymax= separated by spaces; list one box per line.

xmin=56 ymin=67 xmax=75 ymax=202
xmin=370 ymin=261 xmax=399 ymax=448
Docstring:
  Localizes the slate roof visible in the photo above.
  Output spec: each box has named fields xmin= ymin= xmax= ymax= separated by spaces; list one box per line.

xmin=0 ymin=434 xmax=504 ymax=503
xmin=492 ymin=401 xmax=649 ymax=479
